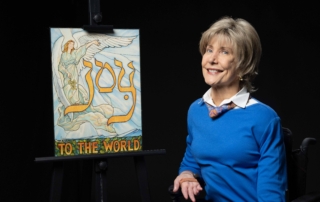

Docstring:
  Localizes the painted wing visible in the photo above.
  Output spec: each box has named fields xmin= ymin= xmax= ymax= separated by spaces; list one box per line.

xmin=75 ymin=33 xmax=137 ymax=73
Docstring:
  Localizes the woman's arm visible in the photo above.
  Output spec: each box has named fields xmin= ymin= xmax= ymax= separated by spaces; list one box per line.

xmin=73 ymin=40 xmax=100 ymax=64
xmin=85 ymin=40 xmax=100 ymax=48
xmin=257 ymin=117 xmax=287 ymax=202
xmin=173 ymin=109 xmax=203 ymax=202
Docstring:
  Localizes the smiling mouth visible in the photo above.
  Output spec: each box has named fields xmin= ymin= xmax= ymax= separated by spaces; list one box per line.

xmin=208 ymin=69 xmax=223 ymax=73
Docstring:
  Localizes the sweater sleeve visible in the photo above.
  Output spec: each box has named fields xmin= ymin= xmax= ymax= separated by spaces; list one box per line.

xmin=257 ymin=117 xmax=288 ymax=202
xmin=178 ymin=107 xmax=201 ymax=176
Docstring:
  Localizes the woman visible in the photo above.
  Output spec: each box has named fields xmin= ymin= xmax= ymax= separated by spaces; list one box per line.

xmin=173 ymin=16 xmax=287 ymax=202
xmin=58 ymin=39 xmax=100 ymax=105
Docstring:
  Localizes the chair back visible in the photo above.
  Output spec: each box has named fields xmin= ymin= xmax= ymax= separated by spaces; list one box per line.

xmin=282 ymin=127 xmax=294 ymax=202
xmin=282 ymin=127 xmax=317 ymax=201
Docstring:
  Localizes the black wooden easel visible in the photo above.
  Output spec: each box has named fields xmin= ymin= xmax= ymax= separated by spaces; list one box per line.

xmin=35 ymin=1 xmax=166 ymax=201
xmin=35 ymin=150 xmax=166 ymax=202
xmin=83 ymin=0 xmax=113 ymax=32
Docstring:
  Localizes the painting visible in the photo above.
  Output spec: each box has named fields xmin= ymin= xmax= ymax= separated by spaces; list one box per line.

xmin=50 ymin=28 xmax=142 ymax=156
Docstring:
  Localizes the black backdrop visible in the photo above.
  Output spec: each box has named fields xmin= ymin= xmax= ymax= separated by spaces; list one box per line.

xmin=1 ymin=1 xmax=320 ymax=201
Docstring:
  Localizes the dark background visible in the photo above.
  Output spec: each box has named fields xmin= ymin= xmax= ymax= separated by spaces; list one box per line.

xmin=1 ymin=0 xmax=319 ymax=201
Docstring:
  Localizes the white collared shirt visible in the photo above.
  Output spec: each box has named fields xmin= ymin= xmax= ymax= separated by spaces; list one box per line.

xmin=202 ymin=87 xmax=256 ymax=108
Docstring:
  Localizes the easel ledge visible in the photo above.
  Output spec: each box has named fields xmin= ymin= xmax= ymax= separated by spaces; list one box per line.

xmin=35 ymin=149 xmax=166 ymax=162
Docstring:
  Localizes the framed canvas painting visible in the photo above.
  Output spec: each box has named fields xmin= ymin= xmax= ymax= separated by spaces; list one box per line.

xmin=50 ymin=28 xmax=142 ymax=156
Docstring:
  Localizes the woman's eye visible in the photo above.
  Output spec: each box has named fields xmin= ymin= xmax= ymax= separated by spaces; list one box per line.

xmin=221 ymin=50 xmax=228 ymax=54
xmin=206 ymin=49 xmax=212 ymax=53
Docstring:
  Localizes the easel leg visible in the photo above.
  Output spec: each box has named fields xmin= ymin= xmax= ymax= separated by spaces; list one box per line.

xmin=134 ymin=156 xmax=151 ymax=202
xmin=50 ymin=161 xmax=64 ymax=202
xmin=91 ymin=159 xmax=108 ymax=202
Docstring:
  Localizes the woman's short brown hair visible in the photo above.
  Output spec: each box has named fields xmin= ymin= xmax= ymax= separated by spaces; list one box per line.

xmin=199 ymin=16 xmax=262 ymax=92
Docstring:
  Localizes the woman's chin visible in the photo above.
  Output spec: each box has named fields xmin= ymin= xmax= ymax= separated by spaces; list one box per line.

xmin=205 ymin=80 xmax=218 ymax=87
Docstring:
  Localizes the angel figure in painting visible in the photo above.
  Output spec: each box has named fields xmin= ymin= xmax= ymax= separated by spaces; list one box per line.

xmin=51 ymin=28 xmax=138 ymax=139
xmin=58 ymin=39 xmax=100 ymax=105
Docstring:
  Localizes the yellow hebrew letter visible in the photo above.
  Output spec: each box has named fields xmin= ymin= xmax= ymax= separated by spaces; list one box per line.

xmin=107 ymin=59 xmax=137 ymax=125
xmin=95 ymin=59 xmax=116 ymax=93
xmin=64 ymin=60 xmax=94 ymax=115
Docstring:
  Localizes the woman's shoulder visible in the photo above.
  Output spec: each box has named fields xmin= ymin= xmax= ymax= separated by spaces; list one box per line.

xmin=189 ymin=98 xmax=205 ymax=108
xmin=246 ymin=97 xmax=279 ymax=120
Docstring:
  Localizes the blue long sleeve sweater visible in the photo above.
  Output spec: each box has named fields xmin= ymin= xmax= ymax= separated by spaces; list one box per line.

xmin=179 ymin=98 xmax=287 ymax=202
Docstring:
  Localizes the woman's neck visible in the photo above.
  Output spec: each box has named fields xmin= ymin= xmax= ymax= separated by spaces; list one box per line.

xmin=210 ymin=85 xmax=240 ymax=106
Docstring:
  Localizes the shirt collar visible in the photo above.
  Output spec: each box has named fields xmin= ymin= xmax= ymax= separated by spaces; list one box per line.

xmin=202 ymin=87 xmax=250 ymax=108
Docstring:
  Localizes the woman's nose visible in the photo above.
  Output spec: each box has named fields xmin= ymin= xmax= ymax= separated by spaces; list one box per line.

xmin=209 ymin=52 xmax=218 ymax=64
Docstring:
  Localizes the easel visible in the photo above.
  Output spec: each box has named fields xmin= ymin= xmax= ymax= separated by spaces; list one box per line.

xmin=35 ymin=0 xmax=166 ymax=201
xmin=35 ymin=150 xmax=166 ymax=202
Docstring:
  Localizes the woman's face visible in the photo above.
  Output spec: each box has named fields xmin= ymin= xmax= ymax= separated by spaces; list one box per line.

xmin=202 ymin=35 xmax=239 ymax=91
xmin=68 ymin=42 xmax=74 ymax=50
